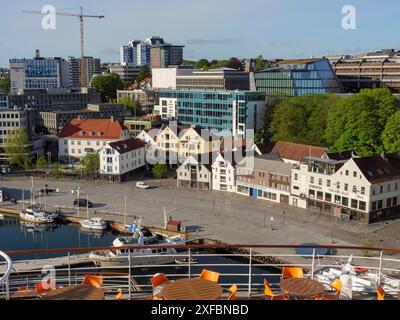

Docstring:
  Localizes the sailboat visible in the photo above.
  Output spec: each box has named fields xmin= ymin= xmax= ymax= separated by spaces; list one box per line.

xmin=110 ymin=194 xmax=136 ymax=234
xmin=19 ymin=177 xmax=57 ymax=224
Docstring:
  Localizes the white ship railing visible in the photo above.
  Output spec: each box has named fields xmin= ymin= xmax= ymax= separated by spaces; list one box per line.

xmin=0 ymin=251 xmax=12 ymax=300
xmin=1 ymin=244 xmax=400 ymax=300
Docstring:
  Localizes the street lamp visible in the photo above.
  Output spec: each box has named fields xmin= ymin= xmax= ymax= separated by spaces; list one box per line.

xmin=47 ymin=152 xmax=51 ymax=172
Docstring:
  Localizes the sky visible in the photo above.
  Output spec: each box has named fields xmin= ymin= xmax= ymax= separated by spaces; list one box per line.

xmin=1 ymin=0 xmax=400 ymax=67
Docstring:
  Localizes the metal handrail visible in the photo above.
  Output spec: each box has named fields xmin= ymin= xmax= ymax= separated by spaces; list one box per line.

xmin=3 ymin=244 xmax=400 ymax=300
xmin=0 ymin=251 xmax=12 ymax=300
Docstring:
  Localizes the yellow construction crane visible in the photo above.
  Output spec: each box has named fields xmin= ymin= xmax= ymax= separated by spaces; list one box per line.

xmin=22 ymin=7 xmax=105 ymax=87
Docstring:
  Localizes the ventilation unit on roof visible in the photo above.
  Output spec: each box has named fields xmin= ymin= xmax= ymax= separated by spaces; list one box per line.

xmin=79 ymin=130 xmax=84 ymax=136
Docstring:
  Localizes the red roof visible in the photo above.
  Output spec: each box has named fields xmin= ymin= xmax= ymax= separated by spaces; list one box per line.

xmin=58 ymin=118 xmax=127 ymax=140
xmin=272 ymin=141 xmax=327 ymax=162
xmin=109 ymin=138 xmax=145 ymax=154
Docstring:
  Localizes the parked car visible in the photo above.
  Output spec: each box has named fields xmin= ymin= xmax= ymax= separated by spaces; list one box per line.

xmin=136 ymin=182 xmax=150 ymax=189
xmin=73 ymin=198 xmax=93 ymax=208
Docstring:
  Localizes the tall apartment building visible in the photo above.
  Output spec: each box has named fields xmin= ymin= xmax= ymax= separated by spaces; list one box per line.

xmin=10 ymin=50 xmax=71 ymax=94
xmin=67 ymin=56 xmax=101 ymax=88
xmin=150 ymin=44 xmax=184 ymax=69
xmin=327 ymin=49 xmax=400 ymax=93
xmin=120 ymin=40 xmax=150 ymax=67
xmin=153 ymin=89 xmax=266 ymax=137
xmin=254 ymin=58 xmax=342 ymax=100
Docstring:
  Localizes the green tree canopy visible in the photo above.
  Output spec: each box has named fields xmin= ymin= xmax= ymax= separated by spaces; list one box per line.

xmin=118 ymin=96 xmax=143 ymax=117
xmin=80 ymin=153 xmax=100 ymax=176
xmin=325 ymin=88 xmax=399 ymax=156
xmin=382 ymin=109 xmax=400 ymax=153
xmin=152 ymin=163 xmax=168 ymax=185
xmin=135 ymin=65 xmax=151 ymax=86
xmin=4 ymin=128 xmax=30 ymax=168
xmin=0 ymin=76 xmax=10 ymax=95
xmin=52 ymin=163 xmax=62 ymax=176
xmin=271 ymin=94 xmax=339 ymax=147
xmin=255 ymin=55 xmax=265 ymax=71
xmin=91 ymin=73 xmax=124 ymax=102
xmin=195 ymin=59 xmax=210 ymax=69
xmin=36 ymin=155 xmax=48 ymax=171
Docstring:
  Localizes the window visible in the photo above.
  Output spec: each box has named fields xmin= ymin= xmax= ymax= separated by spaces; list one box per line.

xmin=309 ymin=189 xmax=315 ymax=198
xmin=359 ymin=201 xmax=366 ymax=211
xmin=353 ymin=171 xmax=357 ymax=177
xmin=336 ymin=182 xmax=340 ymax=189
xmin=351 ymin=199 xmax=358 ymax=209
xmin=380 ymin=185 xmax=383 ymax=194
xmin=318 ymin=178 xmax=322 ymax=186
xmin=327 ymin=180 xmax=331 ymax=187
xmin=377 ymin=200 xmax=383 ymax=209
xmin=334 ymin=195 xmax=341 ymax=204
xmin=345 ymin=170 xmax=349 ymax=176
xmin=294 ymin=173 xmax=298 ymax=181
xmin=372 ymin=201 xmax=377 ymax=211
xmin=310 ymin=176 xmax=314 ymax=184
xmin=393 ymin=197 xmax=398 ymax=206
xmin=387 ymin=198 xmax=392 ymax=208
xmin=342 ymin=197 xmax=348 ymax=206
xmin=344 ymin=183 xmax=348 ymax=191
xmin=361 ymin=187 xmax=365 ymax=195
xmin=352 ymin=186 xmax=357 ymax=193
xmin=325 ymin=193 xmax=332 ymax=202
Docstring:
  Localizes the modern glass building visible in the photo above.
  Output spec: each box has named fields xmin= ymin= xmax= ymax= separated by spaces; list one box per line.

xmin=254 ymin=58 xmax=342 ymax=99
xmin=155 ymin=89 xmax=266 ymax=136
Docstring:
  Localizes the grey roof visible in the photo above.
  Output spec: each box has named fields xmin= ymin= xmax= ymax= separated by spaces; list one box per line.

xmin=237 ymin=157 xmax=292 ymax=176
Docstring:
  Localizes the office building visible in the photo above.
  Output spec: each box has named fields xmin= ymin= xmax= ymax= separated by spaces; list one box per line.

xmin=150 ymin=44 xmax=184 ymax=69
xmin=67 ymin=56 xmax=101 ymax=88
xmin=109 ymin=64 xmax=141 ymax=82
xmin=154 ymin=89 xmax=266 ymax=136
xmin=117 ymin=89 xmax=159 ymax=113
xmin=123 ymin=115 xmax=163 ymax=137
xmin=152 ymin=66 xmax=194 ymax=89
xmin=254 ymin=58 xmax=342 ymax=100
xmin=38 ymin=103 xmax=126 ymax=135
xmin=10 ymin=50 xmax=71 ymax=94
xmin=176 ymin=68 xmax=250 ymax=90
xmin=327 ymin=49 xmax=400 ymax=93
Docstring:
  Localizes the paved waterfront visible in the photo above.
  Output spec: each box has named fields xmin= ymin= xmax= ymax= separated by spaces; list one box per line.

xmin=3 ymin=175 xmax=400 ymax=268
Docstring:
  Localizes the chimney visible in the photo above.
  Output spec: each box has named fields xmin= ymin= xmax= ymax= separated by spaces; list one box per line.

xmin=35 ymin=49 xmax=40 ymax=58
xmin=111 ymin=116 xmax=114 ymax=122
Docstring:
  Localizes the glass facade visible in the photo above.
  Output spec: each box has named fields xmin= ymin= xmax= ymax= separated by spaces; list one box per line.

xmin=159 ymin=89 xmax=265 ymax=132
xmin=255 ymin=59 xmax=342 ymax=99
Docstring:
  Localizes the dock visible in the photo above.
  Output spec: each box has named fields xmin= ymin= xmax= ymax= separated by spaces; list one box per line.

xmin=0 ymin=253 xmax=92 ymax=274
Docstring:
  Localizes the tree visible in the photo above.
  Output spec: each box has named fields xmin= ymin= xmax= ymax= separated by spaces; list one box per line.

xmin=271 ymin=94 xmax=338 ymax=147
xmin=0 ymin=76 xmax=10 ymax=95
xmin=152 ymin=163 xmax=168 ymax=185
xmin=254 ymin=130 xmax=264 ymax=145
xmin=52 ymin=163 xmax=62 ymax=177
xmin=4 ymin=128 xmax=30 ymax=168
xmin=325 ymin=88 xmax=399 ymax=156
xmin=255 ymin=55 xmax=265 ymax=71
xmin=135 ymin=65 xmax=151 ymax=86
xmin=118 ymin=96 xmax=143 ymax=117
xmin=91 ymin=73 xmax=124 ymax=102
xmin=195 ymin=59 xmax=210 ymax=69
xmin=382 ymin=109 xmax=400 ymax=153
xmin=80 ymin=153 xmax=100 ymax=177
xmin=36 ymin=155 xmax=48 ymax=171
xmin=225 ymin=57 xmax=243 ymax=70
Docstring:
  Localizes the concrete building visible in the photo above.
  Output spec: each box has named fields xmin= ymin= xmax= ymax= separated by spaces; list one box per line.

xmin=176 ymin=155 xmax=213 ymax=190
xmin=290 ymin=153 xmax=400 ymax=223
xmin=254 ymin=58 xmax=342 ymax=101
xmin=176 ymin=68 xmax=250 ymax=90
xmin=117 ymin=89 xmax=159 ymax=113
xmin=120 ymin=40 xmax=151 ymax=67
xmin=212 ymin=152 xmax=236 ymax=192
xmin=67 ymin=56 xmax=101 ymax=88
xmin=99 ymin=138 xmax=146 ymax=182
xmin=152 ymin=66 xmax=194 ymax=89
xmin=0 ymin=108 xmax=29 ymax=163
xmin=123 ymin=115 xmax=163 ymax=137
xmin=327 ymin=49 xmax=400 ymax=93
xmin=38 ymin=104 xmax=126 ymax=134
xmin=236 ymin=156 xmax=292 ymax=205
xmin=10 ymin=50 xmax=71 ymax=94
xmin=153 ymin=89 xmax=266 ymax=137
xmin=58 ymin=118 xmax=130 ymax=162
xmin=150 ymin=44 xmax=184 ymax=69
xmin=109 ymin=64 xmax=141 ymax=82
xmin=0 ymin=93 xmax=8 ymax=109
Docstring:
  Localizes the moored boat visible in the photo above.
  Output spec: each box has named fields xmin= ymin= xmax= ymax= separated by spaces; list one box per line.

xmin=19 ymin=206 xmax=54 ymax=224
xmin=79 ymin=217 xmax=107 ymax=230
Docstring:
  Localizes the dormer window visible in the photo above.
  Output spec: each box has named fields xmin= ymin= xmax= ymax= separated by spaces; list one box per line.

xmin=79 ymin=130 xmax=84 ymax=136
xmin=97 ymin=131 xmax=103 ymax=136
xmin=88 ymin=131 xmax=93 ymax=136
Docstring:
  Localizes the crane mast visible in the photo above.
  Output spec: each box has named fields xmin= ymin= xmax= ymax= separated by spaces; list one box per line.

xmin=22 ymin=7 xmax=104 ymax=87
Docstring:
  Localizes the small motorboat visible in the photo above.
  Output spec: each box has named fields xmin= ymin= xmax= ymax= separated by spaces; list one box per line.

xmin=79 ymin=217 xmax=107 ymax=230
xmin=174 ymin=257 xmax=199 ymax=265
xmin=0 ymin=214 xmax=4 ymax=220
xmin=19 ymin=206 xmax=54 ymax=224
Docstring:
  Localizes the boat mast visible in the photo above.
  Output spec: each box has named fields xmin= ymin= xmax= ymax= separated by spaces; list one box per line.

xmin=124 ymin=193 xmax=127 ymax=225
xmin=86 ymin=192 xmax=89 ymax=219
xmin=30 ymin=176 xmax=34 ymax=206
